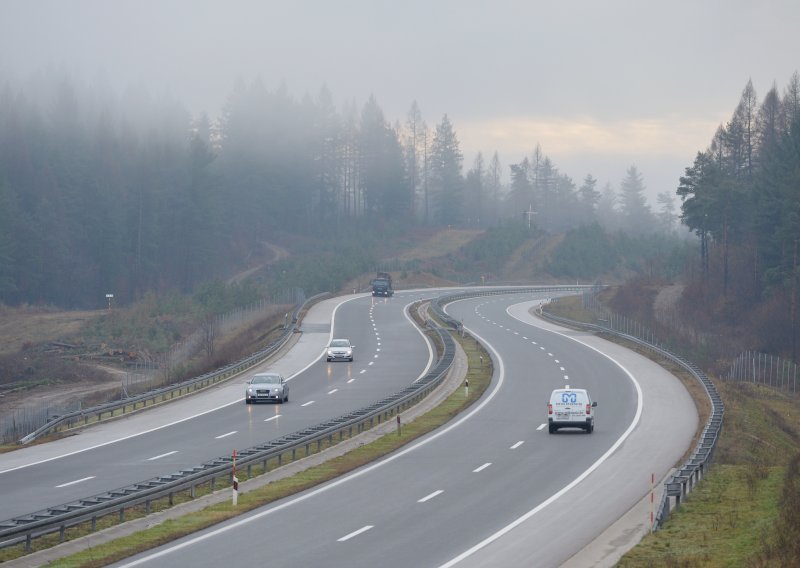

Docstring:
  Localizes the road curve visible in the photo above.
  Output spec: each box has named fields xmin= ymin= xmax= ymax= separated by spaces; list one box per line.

xmin=0 ymin=293 xmax=433 ymax=520
xmin=107 ymin=291 xmax=697 ymax=568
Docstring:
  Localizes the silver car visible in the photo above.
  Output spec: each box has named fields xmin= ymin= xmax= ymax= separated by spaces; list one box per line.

xmin=326 ymin=338 xmax=354 ymax=362
xmin=245 ymin=373 xmax=289 ymax=404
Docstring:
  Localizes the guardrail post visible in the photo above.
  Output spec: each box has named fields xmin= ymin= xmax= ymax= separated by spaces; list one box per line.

xmin=59 ymin=524 xmax=65 ymax=542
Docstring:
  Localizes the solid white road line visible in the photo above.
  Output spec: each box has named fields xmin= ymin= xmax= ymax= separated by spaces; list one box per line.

xmin=147 ymin=451 xmax=178 ymax=461
xmin=301 ymin=401 xmax=315 ymax=407
xmin=215 ymin=431 xmax=237 ymax=439
xmin=264 ymin=415 xmax=281 ymax=422
xmin=473 ymin=463 xmax=492 ymax=473
xmin=338 ymin=525 xmax=374 ymax=542
xmin=418 ymin=490 xmax=444 ymax=503
xmin=510 ymin=441 xmax=524 ymax=449
xmin=56 ymin=476 xmax=95 ymax=488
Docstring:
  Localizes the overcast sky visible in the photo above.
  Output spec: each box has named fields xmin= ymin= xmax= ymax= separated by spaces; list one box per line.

xmin=2 ymin=0 xmax=799 ymax=201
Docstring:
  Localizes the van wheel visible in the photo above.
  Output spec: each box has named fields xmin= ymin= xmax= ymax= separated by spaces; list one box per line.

xmin=587 ymin=423 xmax=594 ymax=433
xmin=548 ymin=425 xmax=556 ymax=434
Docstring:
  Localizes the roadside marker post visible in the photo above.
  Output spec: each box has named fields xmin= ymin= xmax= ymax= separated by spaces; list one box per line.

xmin=232 ymin=449 xmax=239 ymax=507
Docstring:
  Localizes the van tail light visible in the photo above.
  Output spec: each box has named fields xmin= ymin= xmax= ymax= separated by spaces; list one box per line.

xmin=586 ymin=404 xmax=591 ymax=415
xmin=548 ymin=403 xmax=553 ymax=415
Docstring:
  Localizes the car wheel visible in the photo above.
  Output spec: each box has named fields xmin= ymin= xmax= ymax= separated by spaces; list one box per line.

xmin=245 ymin=399 xmax=251 ymax=404
xmin=284 ymin=393 xmax=289 ymax=402
xmin=349 ymin=357 xmax=353 ymax=362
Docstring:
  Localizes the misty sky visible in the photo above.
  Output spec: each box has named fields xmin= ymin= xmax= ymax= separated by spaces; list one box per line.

xmin=2 ymin=0 xmax=799 ymax=201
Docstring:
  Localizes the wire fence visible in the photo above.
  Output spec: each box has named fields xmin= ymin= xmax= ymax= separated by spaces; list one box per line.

xmin=583 ymin=290 xmax=799 ymax=396
xmin=727 ymin=350 xmax=799 ymax=393
xmin=0 ymin=288 xmax=305 ymax=444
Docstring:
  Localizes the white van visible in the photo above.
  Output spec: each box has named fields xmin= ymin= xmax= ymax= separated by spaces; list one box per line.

xmin=547 ymin=388 xmax=597 ymax=433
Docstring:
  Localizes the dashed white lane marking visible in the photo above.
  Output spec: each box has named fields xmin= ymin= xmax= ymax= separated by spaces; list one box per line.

xmin=560 ymin=367 xmax=565 ymax=371
xmin=368 ymin=362 xmax=374 ymax=366
xmin=523 ymin=336 xmax=529 ymax=340
xmin=215 ymin=431 xmax=237 ymax=439
xmin=564 ymin=375 xmax=569 ymax=381
xmin=147 ymin=451 xmax=178 ymax=461
xmin=510 ymin=441 xmax=524 ymax=449
xmin=547 ymin=352 xmax=553 ymax=357
xmin=537 ymin=423 xmax=547 ymax=431
xmin=56 ymin=476 xmax=95 ymax=488
xmin=473 ymin=462 xmax=492 ymax=473
xmin=338 ymin=525 xmax=374 ymax=542
xmin=360 ymin=370 xmax=366 ymax=374
xmin=374 ymin=354 xmax=379 ymax=358
xmin=264 ymin=415 xmax=281 ymax=422
xmin=301 ymin=401 xmax=315 ymax=407
xmin=418 ymin=490 xmax=444 ymax=503
xmin=347 ymin=379 xmax=355 ymax=384
xmin=328 ymin=389 xmax=338 ymax=395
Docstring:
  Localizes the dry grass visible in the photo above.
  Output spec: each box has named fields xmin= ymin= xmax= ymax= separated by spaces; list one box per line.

xmin=395 ymin=228 xmax=484 ymax=261
xmin=0 ymin=305 xmax=104 ymax=356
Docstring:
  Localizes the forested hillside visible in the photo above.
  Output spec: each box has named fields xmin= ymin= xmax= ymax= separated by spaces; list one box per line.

xmin=0 ymin=72 xmax=714 ymax=309
xmin=676 ymin=73 xmax=800 ymax=359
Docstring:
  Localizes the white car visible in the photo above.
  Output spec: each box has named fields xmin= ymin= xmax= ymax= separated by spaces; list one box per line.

xmin=245 ymin=373 xmax=289 ymax=404
xmin=326 ymin=338 xmax=354 ymax=362
xmin=547 ymin=388 xmax=596 ymax=433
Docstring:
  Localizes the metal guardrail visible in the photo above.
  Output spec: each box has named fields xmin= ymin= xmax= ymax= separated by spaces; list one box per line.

xmin=537 ymin=301 xmax=724 ymax=530
xmin=17 ymin=293 xmax=331 ymax=445
xmin=0 ymin=322 xmax=455 ymax=552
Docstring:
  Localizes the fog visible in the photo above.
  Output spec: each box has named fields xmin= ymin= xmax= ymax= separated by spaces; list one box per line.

xmin=2 ymin=0 xmax=799 ymax=197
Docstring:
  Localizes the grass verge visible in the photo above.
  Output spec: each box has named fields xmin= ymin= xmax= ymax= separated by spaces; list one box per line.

xmin=1 ymin=329 xmax=491 ymax=567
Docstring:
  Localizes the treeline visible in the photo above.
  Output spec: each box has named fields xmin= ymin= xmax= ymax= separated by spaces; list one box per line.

xmin=0 ymin=72 xmax=679 ymax=308
xmin=677 ymin=73 xmax=800 ymax=357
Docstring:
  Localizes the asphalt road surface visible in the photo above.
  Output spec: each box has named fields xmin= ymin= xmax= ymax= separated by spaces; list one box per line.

xmin=109 ymin=291 xmax=697 ymax=568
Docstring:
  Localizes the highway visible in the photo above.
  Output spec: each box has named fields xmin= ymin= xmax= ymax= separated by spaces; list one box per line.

xmin=107 ymin=291 xmax=697 ymax=568
xmin=0 ymin=293 xmax=433 ymax=520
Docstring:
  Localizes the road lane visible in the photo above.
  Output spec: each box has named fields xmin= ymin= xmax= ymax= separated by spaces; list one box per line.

xmin=0 ymin=294 xmax=433 ymax=520
xmin=110 ymin=291 xmax=695 ymax=568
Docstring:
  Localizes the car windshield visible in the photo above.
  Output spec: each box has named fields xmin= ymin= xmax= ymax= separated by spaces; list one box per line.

xmin=330 ymin=340 xmax=350 ymax=347
xmin=252 ymin=375 xmax=281 ymax=384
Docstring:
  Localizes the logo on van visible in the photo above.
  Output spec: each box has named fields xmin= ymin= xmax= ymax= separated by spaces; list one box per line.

xmin=561 ymin=392 xmax=578 ymax=404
